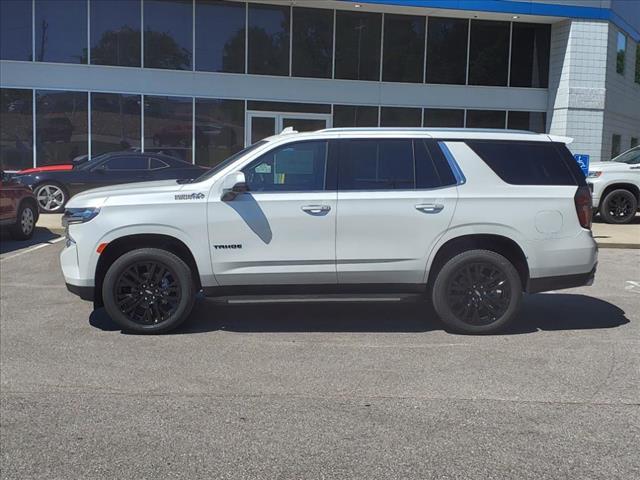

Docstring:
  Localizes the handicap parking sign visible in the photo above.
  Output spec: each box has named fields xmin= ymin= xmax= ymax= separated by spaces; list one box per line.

xmin=574 ymin=154 xmax=590 ymax=177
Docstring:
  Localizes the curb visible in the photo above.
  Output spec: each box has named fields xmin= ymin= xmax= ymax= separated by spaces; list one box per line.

xmin=595 ymin=242 xmax=640 ymax=249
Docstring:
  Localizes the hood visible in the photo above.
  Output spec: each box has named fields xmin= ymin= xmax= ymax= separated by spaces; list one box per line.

xmin=18 ymin=164 xmax=74 ymax=174
xmin=65 ymin=179 xmax=192 ymax=208
xmin=588 ymin=161 xmax=631 ymax=172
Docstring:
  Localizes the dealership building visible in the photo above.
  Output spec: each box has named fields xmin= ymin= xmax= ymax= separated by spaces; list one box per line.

xmin=1 ymin=0 xmax=639 ymax=171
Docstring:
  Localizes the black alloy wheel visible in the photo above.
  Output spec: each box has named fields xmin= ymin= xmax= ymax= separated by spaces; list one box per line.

xmin=114 ymin=261 xmax=182 ymax=326
xmin=445 ymin=261 xmax=511 ymax=326
xmin=600 ymin=189 xmax=637 ymax=224
xmin=103 ymin=248 xmax=196 ymax=334
xmin=432 ymin=249 xmax=522 ymax=334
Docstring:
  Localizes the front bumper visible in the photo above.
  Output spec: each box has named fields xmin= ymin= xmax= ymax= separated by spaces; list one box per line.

xmin=527 ymin=263 xmax=597 ymax=294
xmin=65 ymin=283 xmax=95 ymax=301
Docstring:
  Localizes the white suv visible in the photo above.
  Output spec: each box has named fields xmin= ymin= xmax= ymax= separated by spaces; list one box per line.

xmin=61 ymin=128 xmax=597 ymax=335
xmin=588 ymin=146 xmax=640 ymax=224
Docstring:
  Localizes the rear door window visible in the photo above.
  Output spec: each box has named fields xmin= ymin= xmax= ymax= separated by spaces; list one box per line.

xmin=337 ymin=139 xmax=414 ymax=190
xmin=466 ymin=141 xmax=582 ymax=185
xmin=414 ymin=139 xmax=457 ymax=188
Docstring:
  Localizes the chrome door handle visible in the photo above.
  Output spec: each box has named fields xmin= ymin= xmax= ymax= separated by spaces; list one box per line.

xmin=301 ymin=204 xmax=331 ymax=215
xmin=415 ymin=203 xmax=444 ymax=213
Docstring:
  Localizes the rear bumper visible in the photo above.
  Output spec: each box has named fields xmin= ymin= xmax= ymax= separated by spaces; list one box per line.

xmin=527 ymin=263 xmax=597 ymax=294
xmin=65 ymin=283 xmax=95 ymax=301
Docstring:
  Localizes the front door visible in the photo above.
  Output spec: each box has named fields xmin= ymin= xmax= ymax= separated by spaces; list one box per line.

xmin=209 ymin=139 xmax=337 ymax=286
xmin=334 ymin=138 xmax=459 ymax=285
xmin=246 ymin=112 xmax=331 ymax=146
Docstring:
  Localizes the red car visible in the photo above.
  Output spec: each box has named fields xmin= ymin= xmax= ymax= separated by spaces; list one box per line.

xmin=0 ymin=170 xmax=39 ymax=240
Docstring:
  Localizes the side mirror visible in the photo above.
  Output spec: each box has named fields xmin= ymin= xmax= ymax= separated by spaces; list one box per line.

xmin=221 ymin=171 xmax=249 ymax=201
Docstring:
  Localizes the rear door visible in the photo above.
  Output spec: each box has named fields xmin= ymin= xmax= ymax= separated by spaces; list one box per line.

xmin=335 ymin=138 xmax=459 ymax=284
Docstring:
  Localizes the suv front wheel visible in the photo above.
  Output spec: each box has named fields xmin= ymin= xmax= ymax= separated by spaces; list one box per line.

xmin=102 ymin=248 xmax=196 ymax=334
xmin=432 ymin=250 xmax=522 ymax=334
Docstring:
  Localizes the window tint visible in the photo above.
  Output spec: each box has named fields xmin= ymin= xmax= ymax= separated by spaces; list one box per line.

xmin=338 ymin=139 xmax=414 ymax=191
xmin=333 ymin=105 xmax=379 ymax=127
xmin=292 ymin=7 xmax=333 ymax=79
xmin=382 ymin=14 xmax=425 ymax=83
xmin=195 ymin=98 xmax=244 ymax=167
xmin=380 ymin=107 xmax=422 ymax=127
xmin=144 ymin=0 xmax=192 ymax=70
xmin=414 ymin=140 xmax=441 ymax=189
xmin=468 ymin=20 xmax=510 ymax=86
xmin=144 ymin=95 xmax=192 ymax=162
xmin=248 ymin=3 xmax=290 ymax=76
xmin=423 ymin=108 xmax=464 ymax=128
xmin=150 ymin=158 xmax=169 ymax=169
xmin=243 ymin=141 xmax=327 ymax=192
xmin=616 ymin=32 xmax=626 ymax=75
xmin=507 ymin=111 xmax=546 ymax=133
xmin=611 ymin=134 xmax=621 ymax=158
xmin=417 ymin=140 xmax=457 ymax=187
xmin=196 ymin=0 xmax=245 ymax=73
xmin=103 ymin=157 xmax=149 ymax=170
xmin=335 ymin=11 xmax=382 ymax=81
xmin=35 ymin=0 xmax=87 ymax=64
xmin=467 ymin=141 xmax=580 ymax=185
xmin=510 ymin=23 xmax=550 ymax=88
xmin=466 ymin=110 xmax=506 ymax=129
xmin=91 ymin=0 xmax=141 ymax=67
xmin=35 ymin=90 xmax=88 ymax=166
xmin=426 ymin=17 xmax=467 ymax=85
xmin=91 ymin=93 xmax=141 ymax=156
xmin=1 ymin=0 xmax=32 ymax=61
xmin=0 ymin=88 xmax=33 ymax=171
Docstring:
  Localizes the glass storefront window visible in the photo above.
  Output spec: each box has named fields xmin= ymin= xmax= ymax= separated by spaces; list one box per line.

xmin=380 ymin=107 xmax=422 ymax=127
xmin=423 ymin=108 xmax=465 ymax=128
xmin=35 ymin=0 xmax=87 ymax=64
xmin=510 ymin=23 xmax=550 ymax=88
xmin=247 ymin=101 xmax=331 ymax=114
xmin=507 ymin=111 xmax=546 ymax=133
xmin=426 ymin=17 xmax=468 ymax=85
xmin=616 ymin=32 xmax=627 ymax=75
xmin=196 ymin=0 xmax=245 ymax=73
xmin=91 ymin=93 xmax=141 ymax=156
xmin=1 ymin=0 xmax=32 ymax=61
xmin=466 ymin=109 xmax=506 ymax=129
xmin=0 ymin=89 xmax=33 ymax=171
xmin=333 ymin=105 xmax=379 ymax=127
xmin=195 ymin=98 xmax=244 ymax=167
xmin=382 ymin=14 xmax=425 ymax=83
xmin=335 ymin=11 xmax=382 ymax=81
xmin=248 ymin=3 xmax=290 ymax=76
xmin=292 ymin=7 xmax=333 ymax=79
xmin=144 ymin=95 xmax=192 ymax=162
xmin=468 ymin=20 xmax=510 ymax=86
xmin=35 ymin=90 xmax=88 ymax=166
xmin=90 ymin=0 xmax=141 ymax=67
xmin=144 ymin=0 xmax=192 ymax=70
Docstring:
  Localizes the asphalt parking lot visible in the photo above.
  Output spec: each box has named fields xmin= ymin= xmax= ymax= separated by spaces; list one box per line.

xmin=1 ymin=231 xmax=639 ymax=479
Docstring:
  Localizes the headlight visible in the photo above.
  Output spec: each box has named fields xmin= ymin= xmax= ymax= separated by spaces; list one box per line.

xmin=62 ymin=207 xmax=100 ymax=228
xmin=587 ymin=171 xmax=602 ymax=178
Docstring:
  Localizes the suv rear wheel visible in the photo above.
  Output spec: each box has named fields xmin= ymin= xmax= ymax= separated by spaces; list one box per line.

xmin=102 ymin=248 xmax=196 ymax=334
xmin=432 ymin=249 xmax=522 ymax=334
xmin=599 ymin=188 xmax=637 ymax=224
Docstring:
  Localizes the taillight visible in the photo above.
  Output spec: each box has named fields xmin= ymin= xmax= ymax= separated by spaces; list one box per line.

xmin=574 ymin=186 xmax=592 ymax=229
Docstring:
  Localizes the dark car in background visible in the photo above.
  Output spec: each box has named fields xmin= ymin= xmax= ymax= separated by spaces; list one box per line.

xmin=11 ymin=152 xmax=207 ymax=213
xmin=0 ymin=170 xmax=39 ymax=240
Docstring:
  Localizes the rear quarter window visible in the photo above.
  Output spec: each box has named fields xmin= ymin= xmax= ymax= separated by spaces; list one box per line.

xmin=466 ymin=141 xmax=585 ymax=186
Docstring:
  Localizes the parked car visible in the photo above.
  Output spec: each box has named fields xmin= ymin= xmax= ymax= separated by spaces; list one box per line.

xmin=588 ymin=146 xmax=640 ymax=224
xmin=11 ymin=151 xmax=208 ymax=213
xmin=0 ymin=170 xmax=39 ymax=240
xmin=60 ymin=128 xmax=597 ymax=335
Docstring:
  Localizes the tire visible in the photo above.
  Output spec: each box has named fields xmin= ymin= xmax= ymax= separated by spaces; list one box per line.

xmin=102 ymin=248 xmax=196 ymax=334
xmin=432 ymin=249 xmax=523 ymax=334
xmin=9 ymin=200 xmax=37 ymax=240
xmin=34 ymin=182 xmax=67 ymax=213
xmin=599 ymin=189 xmax=637 ymax=224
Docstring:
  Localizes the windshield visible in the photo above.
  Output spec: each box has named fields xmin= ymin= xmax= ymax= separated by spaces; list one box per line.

xmin=612 ymin=146 xmax=640 ymax=165
xmin=191 ymin=141 xmax=269 ymax=183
